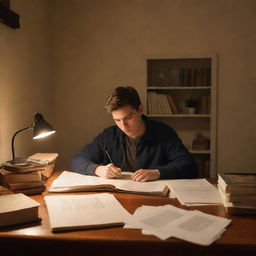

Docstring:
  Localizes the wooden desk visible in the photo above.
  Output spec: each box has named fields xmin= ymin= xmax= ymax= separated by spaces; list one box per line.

xmin=0 ymin=171 xmax=255 ymax=256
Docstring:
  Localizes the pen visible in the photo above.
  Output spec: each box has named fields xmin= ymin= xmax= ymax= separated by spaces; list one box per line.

xmin=105 ymin=150 xmax=113 ymax=163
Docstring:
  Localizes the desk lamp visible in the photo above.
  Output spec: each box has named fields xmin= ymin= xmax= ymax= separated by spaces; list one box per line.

xmin=11 ymin=112 xmax=56 ymax=165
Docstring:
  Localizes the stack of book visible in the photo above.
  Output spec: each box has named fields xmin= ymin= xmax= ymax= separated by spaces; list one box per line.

xmin=0 ymin=153 xmax=58 ymax=195
xmin=218 ymin=172 xmax=256 ymax=214
xmin=0 ymin=161 xmax=46 ymax=195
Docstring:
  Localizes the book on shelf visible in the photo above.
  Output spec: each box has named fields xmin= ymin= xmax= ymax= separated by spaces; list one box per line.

xmin=147 ymin=91 xmax=157 ymax=115
xmin=0 ymin=169 xmax=42 ymax=184
xmin=159 ymin=93 xmax=173 ymax=115
xmin=166 ymin=94 xmax=178 ymax=114
xmin=48 ymin=171 xmax=169 ymax=197
xmin=163 ymin=94 xmax=173 ymax=115
xmin=147 ymin=91 xmax=154 ymax=114
xmin=198 ymin=95 xmax=210 ymax=114
xmin=45 ymin=193 xmax=131 ymax=232
xmin=179 ymin=68 xmax=211 ymax=87
xmin=0 ymin=193 xmax=40 ymax=227
xmin=147 ymin=91 xmax=179 ymax=115
xmin=151 ymin=92 xmax=163 ymax=115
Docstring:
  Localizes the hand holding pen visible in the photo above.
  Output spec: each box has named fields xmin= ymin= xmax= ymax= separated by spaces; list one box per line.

xmin=94 ymin=151 xmax=122 ymax=179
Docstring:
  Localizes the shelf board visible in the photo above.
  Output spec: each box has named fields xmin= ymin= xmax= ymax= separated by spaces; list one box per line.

xmin=189 ymin=150 xmax=210 ymax=154
xmin=147 ymin=86 xmax=211 ymax=90
xmin=148 ymin=114 xmax=211 ymax=117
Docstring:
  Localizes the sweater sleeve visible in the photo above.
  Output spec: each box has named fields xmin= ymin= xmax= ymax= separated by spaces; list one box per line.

xmin=69 ymin=134 xmax=105 ymax=175
xmin=155 ymin=129 xmax=198 ymax=179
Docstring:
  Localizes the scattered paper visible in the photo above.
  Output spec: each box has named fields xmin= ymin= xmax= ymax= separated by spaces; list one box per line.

xmin=124 ymin=204 xmax=231 ymax=245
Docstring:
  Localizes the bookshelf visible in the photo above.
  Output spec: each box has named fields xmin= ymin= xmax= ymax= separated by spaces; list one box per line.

xmin=146 ymin=55 xmax=217 ymax=178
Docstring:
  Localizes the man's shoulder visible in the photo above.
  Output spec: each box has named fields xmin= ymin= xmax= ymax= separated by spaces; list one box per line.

xmin=146 ymin=117 xmax=175 ymax=132
xmin=103 ymin=125 xmax=118 ymax=132
xmin=100 ymin=125 xmax=121 ymax=136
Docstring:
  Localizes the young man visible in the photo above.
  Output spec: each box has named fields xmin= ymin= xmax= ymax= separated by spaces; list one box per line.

xmin=70 ymin=86 xmax=198 ymax=181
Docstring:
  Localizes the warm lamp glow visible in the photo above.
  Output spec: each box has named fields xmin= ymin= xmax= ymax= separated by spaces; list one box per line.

xmin=33 ymin=130 xmax=56 ymax=139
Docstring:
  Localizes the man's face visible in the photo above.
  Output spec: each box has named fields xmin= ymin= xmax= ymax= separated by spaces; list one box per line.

xmin=111 ymin=105 xmax=145 ymax=139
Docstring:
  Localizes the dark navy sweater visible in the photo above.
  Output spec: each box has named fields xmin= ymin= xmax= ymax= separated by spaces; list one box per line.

xmin=70 ymin=116 xmax=198 ymax=179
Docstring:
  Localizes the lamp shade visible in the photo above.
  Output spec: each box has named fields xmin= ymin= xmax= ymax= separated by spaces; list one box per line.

xmin=33 ymin=112 xmax=56 ymax=139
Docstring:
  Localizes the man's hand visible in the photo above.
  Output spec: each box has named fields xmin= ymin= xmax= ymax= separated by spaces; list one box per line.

xmin=131 ymin=169 xmax=160 ymax=182
xmin=95 ymin=163 xmax=122 ymax=179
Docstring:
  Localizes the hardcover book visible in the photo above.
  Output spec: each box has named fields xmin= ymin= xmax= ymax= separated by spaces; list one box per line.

xmin=218 ymin=173 xmax=256 ymax=186
xmin=0 ymin=169 xmax=42 ymax=184
xmin=12 ymin=186 xmax=46 ymax=195
xmin=0 ymin=193 xmax=40 ymax=227
xmin=7 ymin=180 xmax=45 ymax=190
xmin=28 ymin=153 xmax=58 ymax=178
xmin=1 ymin=161 xmax=46 ymax=173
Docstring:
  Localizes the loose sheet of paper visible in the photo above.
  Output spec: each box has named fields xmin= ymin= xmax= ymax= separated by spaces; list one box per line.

xmin=124 ymin=204 xmax=231 ymax=245
xmin=161 ymin=210 xmax=231 ymax=245
xmin=166 ymin=179 xmax=222 ymax=205
xmin=124 ymin=205 xmax=188 ymax=240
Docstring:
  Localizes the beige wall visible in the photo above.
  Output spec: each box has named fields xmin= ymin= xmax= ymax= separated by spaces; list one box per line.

xmin=0 ymin=0 xmax=54 ymax=162
xmin=1 ymin=0 xmax=256 ymax=173
xmin=52 ymin=0 xmax=256 ymax=172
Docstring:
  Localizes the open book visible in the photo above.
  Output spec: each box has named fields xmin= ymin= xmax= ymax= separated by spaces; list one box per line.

xmin=45 ymin=193 xmax=131 ymax=232
xmin=48 ymin=171 xmax=169 ymax=197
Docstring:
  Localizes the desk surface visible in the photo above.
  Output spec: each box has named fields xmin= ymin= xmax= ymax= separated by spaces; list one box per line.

xmin=0 ymin=171 xmax=255 ymax=256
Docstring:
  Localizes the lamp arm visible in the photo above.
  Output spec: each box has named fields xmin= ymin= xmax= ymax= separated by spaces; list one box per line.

xmin=11 ymin=125 xmax=33 ymax=161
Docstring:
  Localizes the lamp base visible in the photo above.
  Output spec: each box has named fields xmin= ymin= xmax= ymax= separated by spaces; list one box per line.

xmin=9 ymin=157 xmax=28 ymax=166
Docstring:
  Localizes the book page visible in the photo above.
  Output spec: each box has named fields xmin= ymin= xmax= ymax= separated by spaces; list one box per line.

xmin=51 ymin=171 xmax=108 ymax=187
xmin=117 ymin=179 xmax=166 ymax=193
xmin=45 ymin=193 xmax=131 ymax=232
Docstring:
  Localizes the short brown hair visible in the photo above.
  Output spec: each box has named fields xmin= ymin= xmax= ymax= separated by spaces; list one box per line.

xmin=105 ymin=86 xmax=141 ymax=113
